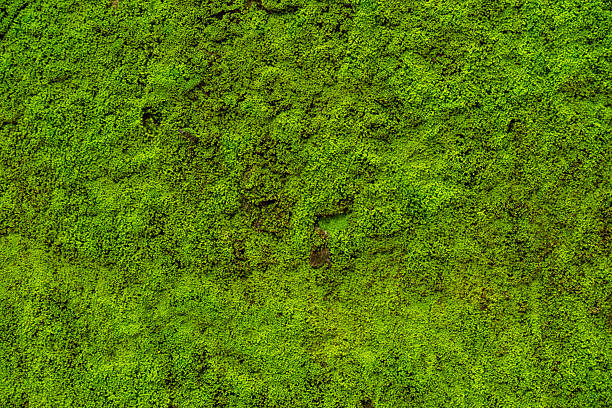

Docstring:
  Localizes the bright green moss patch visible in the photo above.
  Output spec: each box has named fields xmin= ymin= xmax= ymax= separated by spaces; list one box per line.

xmin=318 ymin=213 xmax=349 ymax=234
xmin=1 ymin=0 xmax=611 ymax=407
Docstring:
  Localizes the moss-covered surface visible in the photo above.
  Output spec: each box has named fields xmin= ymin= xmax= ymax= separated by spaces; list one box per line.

xmin=1 ymin=0 xmax=611 ymax=406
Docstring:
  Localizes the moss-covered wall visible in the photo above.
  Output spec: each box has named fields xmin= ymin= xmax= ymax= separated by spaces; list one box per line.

xmin=0 ymin=0 xmax=610 ymax=406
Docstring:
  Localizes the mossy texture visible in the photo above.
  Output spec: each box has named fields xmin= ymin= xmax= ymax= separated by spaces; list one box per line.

xmin=0 ymin=0 xmax=611 ymax=407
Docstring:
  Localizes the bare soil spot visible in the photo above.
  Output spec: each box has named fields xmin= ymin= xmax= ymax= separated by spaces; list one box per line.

xmin=309 ymin=247 xmax=330 ymax=268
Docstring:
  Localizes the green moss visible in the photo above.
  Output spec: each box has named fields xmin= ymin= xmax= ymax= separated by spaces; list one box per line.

xmin=0 ymin=0 xmax=611 ymax=406
xmin=318 ymin=213 xmax=349 ymax=234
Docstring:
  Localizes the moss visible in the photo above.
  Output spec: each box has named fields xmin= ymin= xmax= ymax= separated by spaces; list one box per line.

xmin=0 ymin=0 xmax=611 ymax=406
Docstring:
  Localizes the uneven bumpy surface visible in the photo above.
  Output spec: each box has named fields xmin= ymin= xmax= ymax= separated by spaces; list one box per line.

xmin=1 ymin=0 xmax=611 ymax=407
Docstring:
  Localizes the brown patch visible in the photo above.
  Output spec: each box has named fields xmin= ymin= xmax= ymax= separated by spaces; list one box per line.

xmin=315 ymin=226 xmax=329 ymax=239
xmin=361 ymin=399 xmax=374 ymax=408
xmin=246 ymin=0 xmax=262 ymax=8
xmin=110 ymin=0 xmax=119 ymax=9
xmin=309 ymin=247 xmax=331 ymax=268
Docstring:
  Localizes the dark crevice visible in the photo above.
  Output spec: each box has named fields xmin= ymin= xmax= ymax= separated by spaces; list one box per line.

xmin=0 ymin=1 xmax=30 ymax=42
